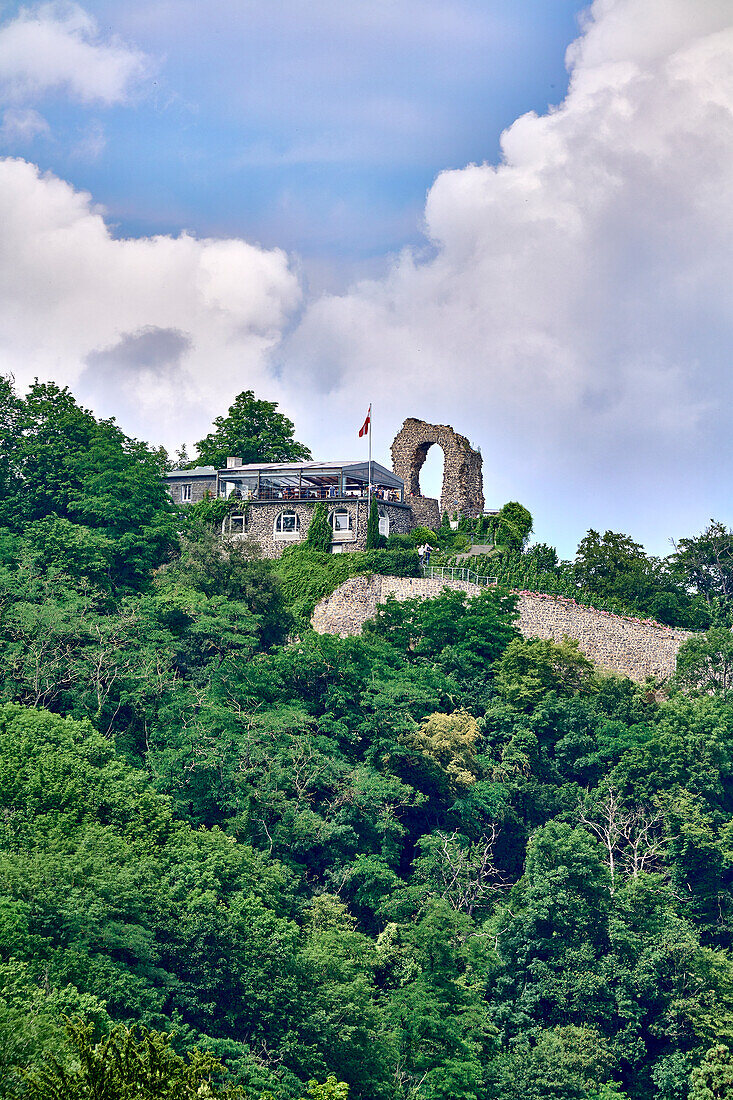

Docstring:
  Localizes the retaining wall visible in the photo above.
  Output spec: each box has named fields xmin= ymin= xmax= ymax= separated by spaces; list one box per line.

xmin=311 ymin=575 xmax=694 ymax=683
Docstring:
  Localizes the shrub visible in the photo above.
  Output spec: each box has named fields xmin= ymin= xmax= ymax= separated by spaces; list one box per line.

xmin=275 ymin=546 xmax=419 ymax=624
xmin=408 ymin=527 xmax=438 ymax=547
xmin=305 ymin=502 xmax=333 ymax=552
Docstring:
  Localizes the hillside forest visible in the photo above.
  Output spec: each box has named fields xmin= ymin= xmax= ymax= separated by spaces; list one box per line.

xmin=0 ymin=378 xmax=732 ymax=1100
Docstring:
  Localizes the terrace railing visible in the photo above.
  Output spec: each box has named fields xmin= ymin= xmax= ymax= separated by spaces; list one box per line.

xmin=221 ymin=487 xmax=404 ymax=504
xmin=421 ymin=564 xmax=498 ymax=587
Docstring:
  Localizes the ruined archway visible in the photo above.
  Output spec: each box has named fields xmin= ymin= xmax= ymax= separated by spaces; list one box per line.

xmin=391 ymin=418 xmax=484 ymax=526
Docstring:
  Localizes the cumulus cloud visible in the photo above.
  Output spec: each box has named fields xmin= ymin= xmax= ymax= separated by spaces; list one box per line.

xmin=0 ymin=2 xmax=149 ymax=105
xmin=280 ymin=0 xmax=733 ymax=553
xmin=0 ymin=157 xmax=301 ymax=443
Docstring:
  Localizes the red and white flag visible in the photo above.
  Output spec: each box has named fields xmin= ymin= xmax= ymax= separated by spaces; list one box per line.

xmin=358 ymin=406 xmax=371 ymax=438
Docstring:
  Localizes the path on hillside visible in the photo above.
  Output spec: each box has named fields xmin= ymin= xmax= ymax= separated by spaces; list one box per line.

xmin=311 ymin=575 xmax=693 ymax=683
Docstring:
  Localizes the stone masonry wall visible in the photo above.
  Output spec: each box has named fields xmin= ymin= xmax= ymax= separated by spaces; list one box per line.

xmin=311 ymin=575 xmax=694 ymax=683
xmin=229 ymin=501 xmax=412 ymax=558
xmin=407 ymin=495 xmax=442 ymax=530
xmin=166 ymin=473 xmax=217 ymax=505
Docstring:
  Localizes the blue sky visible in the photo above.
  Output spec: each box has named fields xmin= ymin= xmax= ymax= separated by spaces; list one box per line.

xmin=0 ymin=0 xmax=586 ymax=276
xmin=2 ymin=1 xmax=733 ymax=557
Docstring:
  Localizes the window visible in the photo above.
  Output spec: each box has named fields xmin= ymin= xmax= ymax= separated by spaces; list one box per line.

xmin=331 ymin=510 xmax=351 ymax=532
xmin=378 ymin=509 xmax=390 ymax=537
xmin=274 ymin=512 xmax=300 ymax=537
xmin=181 ymin=484 xmax=192 ymax=502
xmin=222 ymin=513 xmax=246 ymax=536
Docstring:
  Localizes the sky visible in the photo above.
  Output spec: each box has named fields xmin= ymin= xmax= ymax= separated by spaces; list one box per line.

xmin=1 ymin=0 xmax=732 ymax=557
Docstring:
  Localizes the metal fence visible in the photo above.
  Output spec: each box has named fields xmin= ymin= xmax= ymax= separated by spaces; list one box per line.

xmin=421 ymin=564 xmax=497 ymax=587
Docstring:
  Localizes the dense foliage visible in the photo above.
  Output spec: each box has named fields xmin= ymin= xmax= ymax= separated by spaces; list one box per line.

xmin=1 ymin=381 xmax=732 ymax=1099
xmin=192 ymin=390 xmax=312 ymax=468
xmin=447 ymin=519 xmax=722 ymax=631
xmin=0 ymin=378 xmax=176 ymax=591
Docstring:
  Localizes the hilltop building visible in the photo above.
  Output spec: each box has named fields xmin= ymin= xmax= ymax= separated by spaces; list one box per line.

xmin=166 ymin=457 xmax=411 ymax=556
xmin=165 ymin=418 xmax=489 ymax=557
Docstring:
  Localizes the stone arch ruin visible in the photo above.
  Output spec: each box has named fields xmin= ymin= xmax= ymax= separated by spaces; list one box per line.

xmin=391 ymin=418 xmax=484 ymax=527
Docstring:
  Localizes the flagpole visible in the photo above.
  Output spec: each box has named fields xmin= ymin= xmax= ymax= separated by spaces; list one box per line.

xmin=368 ymin=403 xmax=372 ymax=510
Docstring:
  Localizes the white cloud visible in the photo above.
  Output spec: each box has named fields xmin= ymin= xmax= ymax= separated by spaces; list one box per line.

xmin=0 ymin=2 xmax=150 ymax=106
xmin=0 ymin=157 xmax=301 ymax=443
xmin=2 ymin=0 xmax=733 ymax=555
xmin=0 ymin=106 xmax=49 ymax=144
xmin=280 ymin=0 xmax=733 ymax=553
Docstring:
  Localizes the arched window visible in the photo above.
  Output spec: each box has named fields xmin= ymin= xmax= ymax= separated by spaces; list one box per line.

xmin=330 ymin=510 xmax=351 ymax=532
xmin=274 ymin=512 xmax=300 ymax=539
xmin=378 ymin=508 xmax=390 ymax=537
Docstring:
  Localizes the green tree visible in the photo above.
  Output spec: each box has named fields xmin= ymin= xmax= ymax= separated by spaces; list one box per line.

xmin=523 ymin=542 xmax=559 ymax=573
xmin=495 ymin=635 xmax=597 ymax=711
xmin=194 ymin=391 xmax=311 ymax=468
xmin=157 ymin=522 xmax=288 ymax=649
xmin=490 ymin=1026 xmax=620 ymax=1100
xmin=365 ymin=586 xmax=518 ymax=686
xmin=573 ymin=530 xmax=652 ymax=602
xmin=382 ymin=900 xmax=493 ymax=1100
xmin=26 ymin=1018 xmax=242 ymax=1098
xmin=690 ymin=1045 xmax=733 ymax=1100
xmin=366 ymin=498 xmax=380 ymax=550
xmin=495 ymin=502 xmax=533 ymax=552
xmin=674 ymin=627 xmax=733 ymax=699
xmin=0 ymin=379 xmax=176 ymax=590
xmin=295 ymin=896 xmax=392 ymax=1099
xmin=306 ymin=503 xmax=333 ymax=552
xmin=672 ymin=521 xmax=733 ymax=616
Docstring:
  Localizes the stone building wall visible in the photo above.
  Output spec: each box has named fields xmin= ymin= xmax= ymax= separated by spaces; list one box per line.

xmin=166 ymin=471 xmax=217 ymax=505
xmin=391 ymin=418 xmax=484 ymax=518
xmin=311 ymin=575 xmax=693 ymax=683
xmin=408 ymin=495 xmax=442 ymax=530
xmin=229 ymin=501 xmax=412 ymax=558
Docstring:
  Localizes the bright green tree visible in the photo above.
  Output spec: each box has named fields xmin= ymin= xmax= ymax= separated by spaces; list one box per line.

xmin=409 ymin=711 xmax=481 ymax=793
xmin=26 ymin=1018 xmax=242 ymax=1098
xmin=495 ymin=635 xmax=597 ymax=710
xmin=305 ymin=1078 xmax=350 ymax=1100
xmin=194 ymin=390 xmax=311 ymax=468
xmin=306 ymin=502 xmax=333 ymax=552
xmin=690 ymin=1045 xmax=733 ymax=1100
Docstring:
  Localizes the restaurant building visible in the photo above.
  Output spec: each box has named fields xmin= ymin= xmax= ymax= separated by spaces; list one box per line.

xmin=165 ymin=458 xmax=413 ymax=556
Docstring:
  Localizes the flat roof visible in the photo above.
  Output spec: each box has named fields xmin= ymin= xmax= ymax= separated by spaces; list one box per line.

xmin=219 ymin=459 xmax=404 ymax=488
xmin=166 ymin=466 xmax=216 ymax=477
